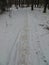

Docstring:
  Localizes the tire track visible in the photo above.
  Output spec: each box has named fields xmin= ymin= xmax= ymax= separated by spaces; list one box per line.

xmin=6 ymin=30 xmax=22 ymax=65
xmin=7 ymin=9 xmax=29 ymax=65
xmin=14 ymin=9 xmax=29 ymax=65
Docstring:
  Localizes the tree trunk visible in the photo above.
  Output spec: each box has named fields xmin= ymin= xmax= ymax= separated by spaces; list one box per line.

xmin=31 ymin=0 xmax=34 ymax=10
xmin=43 ymin=0 xmax=48 ymax=13
xmin=37 ymin=0 xmax=39 ymax=7
xmin=48 ymin=0 xmax=49 ymax=10
xmin=34 ymin=0 xmax=37 ymax=7
xmin=19 ymin=0 xmax=20 ymax=7
xmin=26 ymin=0 xmax=29 ymax=7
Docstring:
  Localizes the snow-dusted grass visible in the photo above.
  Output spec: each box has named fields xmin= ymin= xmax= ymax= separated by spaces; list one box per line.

xmin=0 ymin=7 xmax=49 ymax=65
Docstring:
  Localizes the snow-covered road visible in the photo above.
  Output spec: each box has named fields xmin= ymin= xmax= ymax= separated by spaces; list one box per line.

xmin=0 ymin=7 xmax=49 ymax=65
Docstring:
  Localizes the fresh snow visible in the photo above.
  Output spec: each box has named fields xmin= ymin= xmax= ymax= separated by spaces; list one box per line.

xmin=0 ymin=6 xmax=49 ymax=65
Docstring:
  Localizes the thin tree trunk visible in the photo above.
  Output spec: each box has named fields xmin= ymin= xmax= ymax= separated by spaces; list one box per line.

xmin=48 ymin=0 xmax=49 ymax=10
xmin=31 ymin=0 xmax=34 ymax=10
xmin=43 ymin=0 xmax=48 ymax=13
xmin=19 ymin=0 xmax=20 ymax=7
xmin=37 ymin=0 xmax=39 ymax=7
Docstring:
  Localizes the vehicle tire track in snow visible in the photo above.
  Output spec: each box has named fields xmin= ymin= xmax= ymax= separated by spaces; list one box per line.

xmin=15 ymin=10 xmax=29 ymax=65
xmin=6 ymin=30 xmax=22 ymax=65
xmin=7 ymin=9 xmax=29 ymax=65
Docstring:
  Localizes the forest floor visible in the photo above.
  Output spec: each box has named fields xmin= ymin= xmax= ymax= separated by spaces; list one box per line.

xmin=0 ymin=7 xmax=49 ymax=65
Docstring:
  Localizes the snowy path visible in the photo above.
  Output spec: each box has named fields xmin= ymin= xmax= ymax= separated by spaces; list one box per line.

xmin=0 ymin=8 xmax=49 ymax=65
xmin=7 ymin=9 xmax=30 ymax=65
xmin=28 ymin=11 xmax=49 ymax=65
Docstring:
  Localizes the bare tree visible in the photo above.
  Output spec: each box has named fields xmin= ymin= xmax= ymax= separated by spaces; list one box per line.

xmin=31 ymin=0 xmax=34 ymax=10
xmin=19 ymin=0 xmax=20 ymax=7
xmin=43 ymin=0 xmax=48 ymax=13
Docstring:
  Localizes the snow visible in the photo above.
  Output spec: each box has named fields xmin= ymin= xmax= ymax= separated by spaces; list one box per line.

xmin=0 ymin=6 xmax=49 ymax=65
